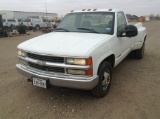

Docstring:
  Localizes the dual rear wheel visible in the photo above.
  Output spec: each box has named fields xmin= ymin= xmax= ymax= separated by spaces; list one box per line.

xmin=133 ymin=42 xmax=145 ymax=59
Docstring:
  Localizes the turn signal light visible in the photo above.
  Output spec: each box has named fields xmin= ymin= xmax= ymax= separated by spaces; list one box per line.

xmin=86 ymin=69 xmax=93 ymax=75
xmin=86 ymin=58 xmax=92 ymax=65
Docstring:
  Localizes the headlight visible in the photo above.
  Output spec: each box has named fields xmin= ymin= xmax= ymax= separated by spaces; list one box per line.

xmin=17 ymin=50 xmax=26 ymax=57
xmin=66 ymin=58 xmax=92 ymax=65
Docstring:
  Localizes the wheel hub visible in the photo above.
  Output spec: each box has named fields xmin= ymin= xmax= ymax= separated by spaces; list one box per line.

xmin=102 ymin=71 xmax=110 ymax=90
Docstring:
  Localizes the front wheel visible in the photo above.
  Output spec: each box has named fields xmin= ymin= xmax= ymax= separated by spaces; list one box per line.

xmin=91 ymin=61 xmax=112 ymax=97
xmin=35 ymin=25 xmax=40 ymax=31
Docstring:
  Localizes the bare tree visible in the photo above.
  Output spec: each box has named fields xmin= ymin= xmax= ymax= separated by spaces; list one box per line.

xmin=156 ymin=14 xmax=160 ymax=20
xmin=150 ymin=14 xmax=154 ymax=20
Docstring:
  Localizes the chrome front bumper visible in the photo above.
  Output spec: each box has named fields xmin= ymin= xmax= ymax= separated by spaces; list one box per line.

xmin=16 ymin=64 xmax=99 ymax=90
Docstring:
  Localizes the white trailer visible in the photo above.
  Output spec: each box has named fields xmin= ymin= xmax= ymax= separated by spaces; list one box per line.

xmin=0 ymin=10 xmax=57 ymax=19
xmin=145 ymin=16 xmax=150 ymax=22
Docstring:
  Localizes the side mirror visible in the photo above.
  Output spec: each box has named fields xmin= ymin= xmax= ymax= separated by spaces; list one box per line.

xmin=125 ymin=25 xmax=138 ymax=37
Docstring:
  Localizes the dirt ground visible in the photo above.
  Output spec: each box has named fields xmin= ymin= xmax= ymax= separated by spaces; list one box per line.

xmin=0 ymin=21 xmax=160 ymax=119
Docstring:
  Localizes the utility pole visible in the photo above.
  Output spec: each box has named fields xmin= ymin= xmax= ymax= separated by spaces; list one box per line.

xmin=45 ymin=0 xmax=47 ymax=14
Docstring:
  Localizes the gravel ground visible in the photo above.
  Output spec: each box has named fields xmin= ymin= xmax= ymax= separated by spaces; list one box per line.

xmin=0 ymin=21 xmax=160 ymax=119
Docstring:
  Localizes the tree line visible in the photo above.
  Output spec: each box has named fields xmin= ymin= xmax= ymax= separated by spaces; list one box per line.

xmin=150 ymin=14 xmax=160 ymax=20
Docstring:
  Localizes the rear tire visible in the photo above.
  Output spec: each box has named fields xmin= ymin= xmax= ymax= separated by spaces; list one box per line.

xmin=91 ymin=61 xmax=112 ymax=97
xmin=133 ymin=41 xmax=145 ymax=59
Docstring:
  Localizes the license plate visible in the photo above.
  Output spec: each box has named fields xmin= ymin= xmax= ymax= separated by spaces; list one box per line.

xmin=32 ymin=77 xmax=47 ymax=89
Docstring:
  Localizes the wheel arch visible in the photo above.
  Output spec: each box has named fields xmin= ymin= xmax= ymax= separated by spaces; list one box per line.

xmin=144 ymin=35 xmax=147 ymax=42
xmin=35 ymin=24 xmax=40 ymax=27
xmin=92 ymin=55 xmax=114 ymax=97
xmin=97 ymin=54 xmax=115 ymax=74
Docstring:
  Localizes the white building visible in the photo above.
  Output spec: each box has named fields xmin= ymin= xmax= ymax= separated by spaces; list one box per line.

xmin=0 ymin=10 xmax=57 ymax=19
xmin=144 ymin=16 xmax=150 ymax=22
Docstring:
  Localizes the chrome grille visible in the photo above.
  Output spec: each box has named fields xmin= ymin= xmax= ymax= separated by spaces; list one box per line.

xmin=27 ymin=53 xmax=64 ymax=63
xmin=28 ymin=62 xmax=65 ymax=73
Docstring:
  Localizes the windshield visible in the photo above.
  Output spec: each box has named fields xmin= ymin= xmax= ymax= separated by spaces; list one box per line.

xmin=57 ymin=12 xmax=115 ymax=34
xmin=7 ymin=19 xmax=16 ymax=22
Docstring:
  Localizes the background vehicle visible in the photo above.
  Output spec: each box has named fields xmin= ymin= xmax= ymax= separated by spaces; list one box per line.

xmin=0 ymin=15 xmax=9 ymax=37
xmin=0 ymin=16 xmax=28 ymax=37
xmin=23 ymin=18 xmax=55 ymax=30
xmin=2 ymin=18 xmax=18 ymax=27
xmin=16 ymin=9 xmax=147 ymax=97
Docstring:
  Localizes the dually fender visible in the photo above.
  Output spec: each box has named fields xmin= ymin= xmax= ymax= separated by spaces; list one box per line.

xmin=133 ymin=27 xmax=147 ymax=50
xmin=144 ymin=33 xmax=147 ymax=41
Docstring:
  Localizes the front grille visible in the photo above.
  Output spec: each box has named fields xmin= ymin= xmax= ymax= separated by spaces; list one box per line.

xmin=27 ymin=53 xmax=64 ymax=63
xmin=28 ymin=62 xmax=65 ymax=73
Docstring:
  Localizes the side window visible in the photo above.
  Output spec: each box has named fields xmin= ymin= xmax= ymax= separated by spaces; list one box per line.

xmin=8 ymin=19 xmax=16 ymax=22
xmin=32 ymin=19 xmax=41 ymax=22
xmin=25 ymin=19 xmax=31 ymax=22
xmin=18 ymin=19 xmax=21 ymax=22
xmin=117 ymin=12 xmax=127 ymax=36
xmin=43 ymin=19 xmax=47 ymax=22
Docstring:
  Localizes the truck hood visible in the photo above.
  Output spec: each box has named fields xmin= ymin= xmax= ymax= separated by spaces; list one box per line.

xmin=18 ymin=32 xmax=111 ymax=57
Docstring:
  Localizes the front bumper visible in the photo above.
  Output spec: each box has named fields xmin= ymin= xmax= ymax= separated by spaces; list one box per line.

xmin=16 ymin=64 xmax=99 ymax=90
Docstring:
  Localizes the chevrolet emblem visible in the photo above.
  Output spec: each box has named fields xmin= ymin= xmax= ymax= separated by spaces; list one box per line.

xmin=37 ymin=60 xmax=46 ymax=66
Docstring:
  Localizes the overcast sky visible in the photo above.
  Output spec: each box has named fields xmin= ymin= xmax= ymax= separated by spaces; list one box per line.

xmin=0 ymin=0 xmax=160 ymax=16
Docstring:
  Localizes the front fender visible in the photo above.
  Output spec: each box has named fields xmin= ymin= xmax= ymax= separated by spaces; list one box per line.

xmin=92 ymin=47 xmax=115 ymax=75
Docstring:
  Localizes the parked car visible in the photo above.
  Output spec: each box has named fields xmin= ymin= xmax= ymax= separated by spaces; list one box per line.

xmin=23 ymin=18 xmax=55 ymax=30
xmin=2 ymin=18 xmax=18 ymax=27
xmin=16 ymin=9 xmax=147 ymax=97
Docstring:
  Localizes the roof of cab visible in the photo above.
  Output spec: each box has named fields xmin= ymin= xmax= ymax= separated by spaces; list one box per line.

xmin=69 ymin=9 xmax=117 ymax=13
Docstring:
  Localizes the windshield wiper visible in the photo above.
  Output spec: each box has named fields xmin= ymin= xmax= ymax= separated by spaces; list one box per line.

xmin=77 ymin=27 xmax=100 ymax=33
xmin=55 ymin=28 xmax=70 ymax=32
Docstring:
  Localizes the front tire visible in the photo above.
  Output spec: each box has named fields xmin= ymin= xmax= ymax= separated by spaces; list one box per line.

xmin=35 ymin=25 xmax=40 ymax=31
xmin=91 ymin=61 xmax=112 ymax=97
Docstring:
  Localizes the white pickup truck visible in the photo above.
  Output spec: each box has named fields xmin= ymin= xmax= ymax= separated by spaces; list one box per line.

xmin=16 ymin=9 xmax=147 ymax=97
xmin=23 ymin=18 xmax=55 ymax=30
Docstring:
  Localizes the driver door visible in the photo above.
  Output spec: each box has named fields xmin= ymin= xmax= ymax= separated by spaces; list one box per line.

xmin=115 ymin=12 xmax=131 ymax=61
